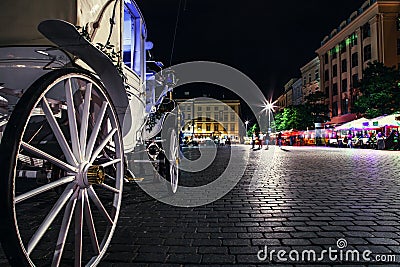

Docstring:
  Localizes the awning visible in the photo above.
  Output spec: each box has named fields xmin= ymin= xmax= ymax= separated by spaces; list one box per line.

xmin=369 ymin=113 xmax=400 ymax=128
xmin=325 ymin=113 xmax=357 ymax=125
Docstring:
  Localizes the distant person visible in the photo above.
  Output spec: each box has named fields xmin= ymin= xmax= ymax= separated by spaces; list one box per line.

xmin=251 ymin=133 xmax=256 ymax=149
xmin=258 ymin=132 xmax=264 ymax=149
xmin=278 ymin=132 xmax=283 ymax=148
xmin=265 ymin=133 xmax=270 ymax=149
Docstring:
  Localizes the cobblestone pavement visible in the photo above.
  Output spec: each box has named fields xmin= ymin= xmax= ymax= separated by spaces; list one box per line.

xmin=1 ymin=145 xmax=400 ymax=266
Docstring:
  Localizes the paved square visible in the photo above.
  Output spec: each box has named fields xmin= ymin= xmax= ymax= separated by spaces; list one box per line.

xmin=1 ymin=145 xmax=400 ymax=266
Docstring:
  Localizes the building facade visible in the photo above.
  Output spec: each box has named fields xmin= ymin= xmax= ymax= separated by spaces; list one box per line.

xmin=300 ymin=57 xmax=321 ymax=104
xmin=292 ymin=78 xmax=303 ymax=106
xmin=176 ymin=99 xmax=241 ymax=143
xmin=284 ymin=78 xmax=296 ymax=107
xmin=316 ymin=0 xmax=400 ymax=122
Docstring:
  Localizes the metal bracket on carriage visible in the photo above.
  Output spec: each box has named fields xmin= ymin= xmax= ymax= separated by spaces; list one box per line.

xmin=37 ymin=19 xmax=129 ymax=127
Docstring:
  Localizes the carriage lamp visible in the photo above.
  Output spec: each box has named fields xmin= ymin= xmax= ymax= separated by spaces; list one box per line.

xmin=87 ymin=165 xmax=105 ymax=185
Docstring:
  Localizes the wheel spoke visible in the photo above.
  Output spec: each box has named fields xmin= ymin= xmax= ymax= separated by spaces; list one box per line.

xmin=21 ymin=142 xmax=77 ymax=173
xmin=75 ymin=189 xmax=84 ymax=267
xmin=42 ymin=97 xmax=77 ymax=166
xmin=84 ymin=189 xmax=100 ymax=255
xmin=105 ymin=174 xmax=116 ymax=181
xmin=79 ymin=83 xmax=92 ymax=158
xmin=27 ymin=183 xmax=75 ymax=255
xmin=98 ymin=183 xmax=120 ymax=194
xmin=100 ymin=158 xmax=121 ymax=168
xmin=15 ymin=176 xmax=75 ymax=204
xmin=89 ymin=129 xmax=117 ymax=164
xmin=85 ymin=102 xmax=108 ymax=161
xmin=87 ymin=187 xmax=113 ymax=225
xmin=51 ymin=188 xmax=79 ymax=267
xmin=65 ymin=78 xmax=82 ymax=162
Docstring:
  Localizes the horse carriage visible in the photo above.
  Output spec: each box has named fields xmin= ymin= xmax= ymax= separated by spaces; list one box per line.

xmin=0 ymin=0 xmax=179 ymax=265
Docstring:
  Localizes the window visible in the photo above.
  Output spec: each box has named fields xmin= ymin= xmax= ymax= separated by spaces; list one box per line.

xmin=349 ymin=33 xmax=358 ymax=47
xmin=187 ymin=113 xmax=191 ymax=120
xmin=397 ymin=16 xmax=400 ymax=31
xmin=324 ymin=53 xmax=329 ymax=64
xmin=315 ymin=69 xmax=319 ymax=80
xmin=333 ymin=83 xmax=338 ymax=96
xmin=214 ymin=124 xmax=219 ymax=132
xmin=224 ymin=114 xmax=228 ymax=122
xmin=123 ymin=5 xmax=137 ymax=70
xmin=230 ymin=113 xmax=235 ymax=121
xmin=362 ymin=23 xmax=371 ymax=39
xmin=364 ymin=44 xmax=372 ymax=61
xmin=206 ymin=106 xmax=211 ymax=111
xmin=332 ymin=64 xmax=337 ymax=77
xmin=198 ymin=106 xmax=202 ymax=111
xmin=341 ymin=59 xmax=347 ymax=73
xmin=197 ymin=123 xmax=203 ymax=130
xmin=352 ymin=74 xmax=359 ymax=88
xmin=341 ymin=78 xmax=348 ymax=92
xmin=206 ymin=112 xmax=211 ymax=122
xmin=230 ymin=124 xmax=235 ymax=131
xmin=308 ymin=73 xmax=311 ymax=83
xmin=397 ymin=39 xmax=400 ymax=55
xmin=198 ymin=112 xmax=202 ymax=121
xmin=340 ymin=40 xmax=347 ymax=53
xmin=224 ymin=106 xmax=228 ymax=111
xmin=214 ymin=106 xmax=218 ymax=111
xmin=351 ymin=52 xmax=358 ymax=67
xmin=214 ymin=113 xmax=219 ymax=121
xmin=331 ymin=47 xmax=337 ymax=59
xmin=325 ymin=69 xmax=329 ymax=81
xmin=342 ymin=98 xmax=349 ymax=115
xmin=187 ymin=106 xmax=191 ymax=111
xmin=325 ymin=86 xmax=330 ymax=97
xmin=332 ymin=102 xmax=338 ymax=117
xmin=303 ymin=76 xmax=307 ymax=85
xmin=206 ymin=124 xmax=211 ymax=131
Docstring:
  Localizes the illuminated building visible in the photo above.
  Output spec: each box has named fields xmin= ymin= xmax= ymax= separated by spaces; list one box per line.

xmin=176 ymin=99 xmax=241 ymax=142
xmin=316 ymin=0 xmax=400 ymax=124
xmin=300 ymin=57 xmax=320 ymax=104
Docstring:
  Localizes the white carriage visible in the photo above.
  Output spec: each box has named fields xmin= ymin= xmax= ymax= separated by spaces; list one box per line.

xmin=0 ymin=0 xmax=179 ymax=266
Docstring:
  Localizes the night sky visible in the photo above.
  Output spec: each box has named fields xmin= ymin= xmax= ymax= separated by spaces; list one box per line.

xmin=136 ymin=0 xmax=366 ymax=100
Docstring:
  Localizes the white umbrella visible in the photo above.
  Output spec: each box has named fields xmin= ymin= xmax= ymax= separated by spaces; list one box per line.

xmin=335 ymin=117 xmax=370 ymax=131
xmin=370 ymin=114 xmax=400 ymax=128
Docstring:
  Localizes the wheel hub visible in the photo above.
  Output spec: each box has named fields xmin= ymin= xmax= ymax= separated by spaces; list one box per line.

xmin=86 ymin=165 xmax=105 ymax=185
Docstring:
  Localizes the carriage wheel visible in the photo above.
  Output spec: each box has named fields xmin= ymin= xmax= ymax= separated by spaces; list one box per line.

xmin=168 ymin=129 xmax=179 ymax=193
xmin=0 ymin=69 xmax=124 ymax=266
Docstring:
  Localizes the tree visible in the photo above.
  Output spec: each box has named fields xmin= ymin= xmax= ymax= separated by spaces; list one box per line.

xmin=303 ymin=91 xmax=330 ymax=123
xmin=354 ymin=61 xmax=400 ymax=118
xmin=247 ymin=123 xmax=259 ymax=137
xmin=273 ymin=105 xmax=311 ymax=131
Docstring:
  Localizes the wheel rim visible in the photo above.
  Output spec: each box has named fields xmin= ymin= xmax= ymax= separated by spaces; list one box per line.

xmin=169 ymin=129 xmax=179 ymax=193
xmin=7 ymin=72 xmax=123 ymax=266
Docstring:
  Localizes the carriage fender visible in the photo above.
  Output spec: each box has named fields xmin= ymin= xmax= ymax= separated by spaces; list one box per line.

xmin=37 ymin=20 xmax=129 ymax=131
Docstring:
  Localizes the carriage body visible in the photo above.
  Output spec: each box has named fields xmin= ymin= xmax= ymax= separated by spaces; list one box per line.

xmin=0 ymin=0 xmax=161 ymax=152
xmin=0 ymin=1 xmax=179 ymax=266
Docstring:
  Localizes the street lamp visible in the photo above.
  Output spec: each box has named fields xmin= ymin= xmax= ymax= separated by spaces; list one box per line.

xmin=264 ymin=100 xmax=276 ymax=133
xmin=245 ymin=120 xmax=249 ymax=136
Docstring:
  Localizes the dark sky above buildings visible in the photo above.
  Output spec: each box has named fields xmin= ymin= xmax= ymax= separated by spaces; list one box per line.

xmin=136 ymin=0 xmax=366 ymax=100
